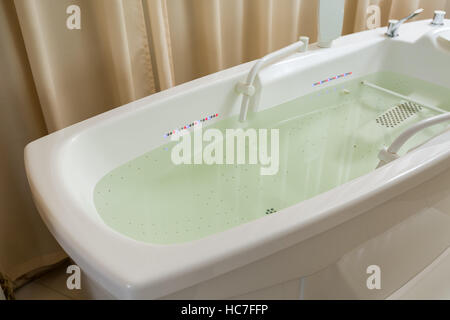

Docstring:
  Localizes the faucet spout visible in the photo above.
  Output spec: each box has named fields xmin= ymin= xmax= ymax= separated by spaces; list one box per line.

xmin=386 ymin=8 xmax=424 ymax=38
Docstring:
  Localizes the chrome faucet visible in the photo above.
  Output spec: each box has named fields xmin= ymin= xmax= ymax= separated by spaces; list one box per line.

xmin=431 ymin=10 xmax=446 ymax=26
xmin=386 ymin=8 xmax=424 ymax=38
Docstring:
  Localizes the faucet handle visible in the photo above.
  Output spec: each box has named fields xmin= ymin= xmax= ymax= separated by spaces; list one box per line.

xmin=432 ymin=10 xmax=446 ymax=26
xmin=387 ymin=19 xmax=399 ymax=37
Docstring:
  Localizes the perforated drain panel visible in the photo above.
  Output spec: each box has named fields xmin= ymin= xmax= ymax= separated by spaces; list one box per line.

xmin=375 ymin=102 xmax=423 ymax=128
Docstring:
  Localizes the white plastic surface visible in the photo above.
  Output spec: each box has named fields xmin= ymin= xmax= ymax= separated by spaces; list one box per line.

xmin=439 ymin=30 xmax=450 ymax=42
xmin=317 ymin=0 xmax=345 ymax=47
xmin=389 ymin=248 xmax=450 ymax=299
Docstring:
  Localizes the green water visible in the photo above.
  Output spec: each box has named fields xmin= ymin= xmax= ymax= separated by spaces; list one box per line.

xmin=94 ymin=72 xmax=450 ymax=244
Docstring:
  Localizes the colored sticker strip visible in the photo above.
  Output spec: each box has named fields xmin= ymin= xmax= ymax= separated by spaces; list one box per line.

xmin=313 ymin=72 xmax=353 ymax=87
xmin=164 ymin=113 xmax=219 ymax=138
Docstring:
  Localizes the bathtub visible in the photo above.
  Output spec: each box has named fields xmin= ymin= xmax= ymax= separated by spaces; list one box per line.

xmin=25 ymin=20 xmax=450 ymax=299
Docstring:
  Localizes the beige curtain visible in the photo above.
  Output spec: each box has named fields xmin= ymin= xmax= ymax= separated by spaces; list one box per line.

xmin=1 ymin=0 xmax=449 ymax=297
xmin=166 ymin=0 xmax=450 ymax=84
xmin=0 ymin=0 xmax=64 ymax=295
xmin=1 ymin=0 xmax=161 ymax=295
xmin=13 ymin=0 xmax=159 ymax=132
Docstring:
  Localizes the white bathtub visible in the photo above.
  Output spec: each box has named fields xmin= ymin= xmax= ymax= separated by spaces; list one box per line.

xmin=25 ymin=20 xmax=450 ymax=299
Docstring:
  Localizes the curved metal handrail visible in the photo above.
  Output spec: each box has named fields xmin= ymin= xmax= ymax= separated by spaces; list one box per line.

xmin=236 ymin=36 xmax=309 ymax=123
xmin=377 ymin=112 xmax=450 ymax=168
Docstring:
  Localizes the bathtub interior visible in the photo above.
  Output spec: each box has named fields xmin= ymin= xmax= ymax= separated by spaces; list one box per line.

xmin=93 ymin=71 xmax=449 ymax=245
xmin=61 ymin=38 xmax=450 ymax=243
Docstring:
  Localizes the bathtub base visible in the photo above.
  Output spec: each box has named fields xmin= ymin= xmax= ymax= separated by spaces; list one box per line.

xmin=79 ymin=271 xmax=115 ymax=300
xmin=161 ymin=168 xmax=450 ymax=300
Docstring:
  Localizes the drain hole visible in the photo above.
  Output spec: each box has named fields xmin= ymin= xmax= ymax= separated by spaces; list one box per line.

xmin=265 ymin=208 xmax=277 ymax=215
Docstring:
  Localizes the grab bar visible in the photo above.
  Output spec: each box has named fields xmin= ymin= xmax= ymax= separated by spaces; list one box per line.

xmin=236 ymin=36 xmax=309 ymax=123
xmin=377 ymin=112 xmax=450 ymax=168
xmin=361 ymin=81 xmax=448 ymax=114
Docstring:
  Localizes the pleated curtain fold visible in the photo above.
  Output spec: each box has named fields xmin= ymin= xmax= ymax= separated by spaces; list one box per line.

xmin=1 ymin=0 xmax=449 ymax=298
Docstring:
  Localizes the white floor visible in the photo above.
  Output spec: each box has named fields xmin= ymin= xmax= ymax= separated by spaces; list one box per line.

xmin=388 ymin=247 xmax=450 ymax=300
xmin=15 ymin=263 xmax=91 ymax=300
